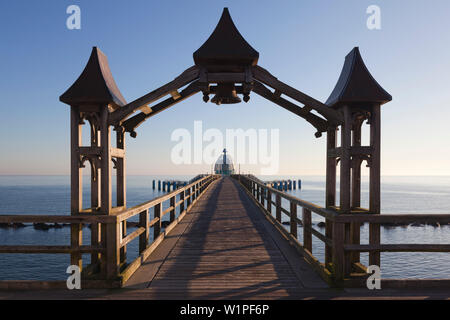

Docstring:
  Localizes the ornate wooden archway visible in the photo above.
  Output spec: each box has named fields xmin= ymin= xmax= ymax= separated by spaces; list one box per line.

xmin=60 ymin=8 xmax=391 ymax=275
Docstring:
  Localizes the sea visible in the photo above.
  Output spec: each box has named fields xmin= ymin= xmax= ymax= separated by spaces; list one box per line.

xmin=0 ymin=175 xmax=449 ymax=280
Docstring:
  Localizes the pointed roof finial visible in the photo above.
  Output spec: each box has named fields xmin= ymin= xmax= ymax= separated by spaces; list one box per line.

xmin=193 ymin=8 xmax=259 ymax=71
xmin=326 ymin=47 xmax=392 ymax=107
xmin=60 ymin=47 xmax=126 ymax=107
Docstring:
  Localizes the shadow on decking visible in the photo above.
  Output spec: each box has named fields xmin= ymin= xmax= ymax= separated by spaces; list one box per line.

xmin=146 ymin=177 xmax=305 ymax=299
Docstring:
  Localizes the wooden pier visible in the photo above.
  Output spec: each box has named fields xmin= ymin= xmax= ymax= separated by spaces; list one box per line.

xmin=0 ymin=8 xmax=449 ymax=299
xmin=123 ymin=177 xmax=327 ymax=298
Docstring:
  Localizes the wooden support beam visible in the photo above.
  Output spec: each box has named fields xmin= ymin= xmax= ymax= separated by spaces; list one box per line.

xmin=350 ymin=121 xmax=362 ymax=265
xmin=290 ymin=201 xmax=297 ymax=238
xmin=154 ymin=203 xmax=161 ymax=239
xmin=276 ymin=194 xmax=281 ymax=222
xmin=369 ymin=104 xmax=381 ymax=267
xmin=332 ymin=222 xmax=345 ymax=283
xmin=111 ymin=147 xmax=125 ymax=158
xmin=252 ymin=65 xmax=343 ymax=125
xmin=122 ymin=81 xmax=201 ymax=135
xmin=170 ymin=196 xmax=176 ymax=222
xmin=326 ymin=128 xmax=337 ymax=207
xmin=139 ymin=210 xmax=149 ymax=255
xmin=78 ymin=146 xmax=101 ymax=155
xmin=303 ymin=208 xmax=312 ymax=252
xmin=206 ymin=72 xmax=246 ymax=83
xmin=339 ymin=105 xmax=352 ymax=213
xmin=100 ymin=107 xmax=112 ymax=214
xmin=325 ymin=128 xmax=336 ymax=271
xmin=70 ymin=108 xmax=83 ymax=269
xmin=266 ymin=189 xmax=272 ymax=213
xmin=0 ymin=245 xmax=104 ymax=254
xmin=328 ymin=146 xmax=373 ymax=158
xmin=90 ymin=117 xmax=101 ymax=265
xmin=252 ymin=81 xmax=328 ymax=135
xmin=106 ymin=221 xmax=120 ymax=279
xmin=109 ymin=66 xmax=199 ymax=125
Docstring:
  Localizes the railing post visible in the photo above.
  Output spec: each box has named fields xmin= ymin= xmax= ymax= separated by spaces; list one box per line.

xmin=369 ymin=222 xmax=381 ymax=266
xmin=276 ymin=194 xmax=281 ymax=223
xmin=325 ymin=219 xmax=333 ymax=268
xmin=187 ymin=188 xmax=191 ymax=208
xmin=332 ymin=221 xmax=345 ymax=284
xmin=154 ymin=203 xmax=161 ymax=239
xmin=344 ymin=223 xmax=352 ymax=276
xmin=170 ymin=196 xmax=175 ymax=222
xmin=290 ymin=201 xmax=297 ymax=238
xmin=260 ymin=186 xmax=265 ymax=206
xmin=139 ymin=209 xmax=149 ymax=254
xmin=180 ymin=190 xmax=185 ymax=214
xmin=266 ymin=189 xmax=272 ymax=213
xmin=70 ymin=223 xmax=82 ymax=270
xmin=106 ymin=220 xmax=120 ymax=279
xmin=120 ymin=219 xmax=127 ymax=265
xmin=302 ymin=208 xmax=312 ymax=252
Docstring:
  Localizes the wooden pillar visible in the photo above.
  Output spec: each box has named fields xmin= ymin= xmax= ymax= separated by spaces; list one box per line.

xmin=325 ymin=128 xmax=336 ymax=267
xmin=106 ymin=219 xmax=120 ymax=279
xmin=340 ymin=105 xmax=352 ymax=213
xmin=350 ymin=121 xmax=362 ymax=265
xmin=332 ymin=222 xmax=345 ymax=283
xmin=302 ymin=208 xmax=312 ymax=252
xmin=70 ymin=108 xmax=83 ymax=269
xmin=154 ymin=203 xmax=161 ymax=239
xmin=180 ymin=191 xmax=185 ymax=214
xmin=170 ymin=196 xmax=175 ymax=222
xmin=266 ymin=189 xmax=272 ymax=214
xmin=116 ymin=129 xmax=127 ymax=264
xmin=116 ymin=129 xmax=126 ymax=208
xmin=276 ymin=194 xmax=281 ymax=223
xmin=369 ymin=104 xmax=381 ymax=266
xmin=290 ymin=201 xmax=297 ymax=238
xmin=187 ymin=188 xmax=191 ymax=208
xmin=100 ymin=107 xmax=112 ymax=214
xmin=351 ymin=122 xmax=362 ymax=208
xmin=88 ymin=115 xmax=101 ymax=265
xmin=139 ymin=209 xmax=149 ymax=254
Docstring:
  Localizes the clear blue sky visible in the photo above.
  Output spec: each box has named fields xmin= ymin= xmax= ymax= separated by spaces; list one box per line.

xmin=1 ymin=0 xmax=449 ymax=175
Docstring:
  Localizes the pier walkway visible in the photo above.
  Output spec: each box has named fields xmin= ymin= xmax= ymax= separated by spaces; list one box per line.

xmin=124 ymin=177 xmax=327 ymax=299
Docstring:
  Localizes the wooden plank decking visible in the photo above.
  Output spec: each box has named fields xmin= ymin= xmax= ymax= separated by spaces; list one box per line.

xmin=123 ymin=176 xmax=328 ymax=298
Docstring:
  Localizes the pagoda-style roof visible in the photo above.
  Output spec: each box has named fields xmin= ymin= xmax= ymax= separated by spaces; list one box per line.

xmin=326 ymin=47 xmax=392 ymax=107
xmin=60 ymin=47 xmax=126 ymax=107
xmin=193 ymin=8 xmax=259 ymax=71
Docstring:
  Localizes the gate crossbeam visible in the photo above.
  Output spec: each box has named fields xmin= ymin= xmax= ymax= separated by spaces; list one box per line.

xmin=109 ymin=66 xmax=200 ymax=126
xmin=121 ymin=81 xmax=202 ymax=137
xmin=252 ymin=65 xmax=343 ymax=126
xmin=252 ymin=81 xmax=329 ymax=137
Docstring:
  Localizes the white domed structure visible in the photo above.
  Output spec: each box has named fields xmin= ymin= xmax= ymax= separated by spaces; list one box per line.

xmin=214 ymin=149 xmax=235 ymax=176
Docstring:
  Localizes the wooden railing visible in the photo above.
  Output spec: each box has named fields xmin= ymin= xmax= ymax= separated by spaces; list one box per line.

xmin=235 ymin=174 xmax=450 ymax=288
xmin=114 ymin=174 xmax=217 ymax=283
xmin=0 ymin=174 xmax=218 ymax=288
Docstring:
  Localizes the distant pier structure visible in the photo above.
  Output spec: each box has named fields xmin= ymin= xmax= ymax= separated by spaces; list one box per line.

xmin=152 ymin=174 xmax=207 ymax=192
xmin=265 ymin=179 xmax=301 ymax=191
